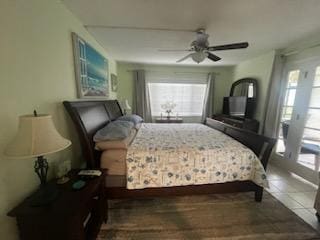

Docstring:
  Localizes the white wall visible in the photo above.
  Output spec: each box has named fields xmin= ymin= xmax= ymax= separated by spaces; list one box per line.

xmin=0 ymin=1 xmax=116 ymax=239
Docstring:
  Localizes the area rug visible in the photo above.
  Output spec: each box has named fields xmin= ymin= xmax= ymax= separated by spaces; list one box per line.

xmin=98 ymin=192 xmax=320 ymax=240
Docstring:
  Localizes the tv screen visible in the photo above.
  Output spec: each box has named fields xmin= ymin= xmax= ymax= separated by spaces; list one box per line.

xmin=229 ymin=96 xmax=247 ymax=117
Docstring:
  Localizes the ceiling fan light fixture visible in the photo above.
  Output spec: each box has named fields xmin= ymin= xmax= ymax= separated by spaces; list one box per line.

xmin=162 ymin=30 xmax=248 ymax=63
xmin=191 ymin=52 xmax=207 ymax=63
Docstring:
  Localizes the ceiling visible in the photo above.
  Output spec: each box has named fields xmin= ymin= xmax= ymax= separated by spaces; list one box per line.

xmin=62 ymin=0 xmax=320 ymax=66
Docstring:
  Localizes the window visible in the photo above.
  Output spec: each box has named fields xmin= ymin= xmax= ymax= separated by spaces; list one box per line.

xmin=148 ymin=82 xmax=207 ymax=116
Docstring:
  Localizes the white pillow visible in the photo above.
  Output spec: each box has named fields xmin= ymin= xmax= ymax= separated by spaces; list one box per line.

xmin=93 ymin=120 xmax=134 ymax=142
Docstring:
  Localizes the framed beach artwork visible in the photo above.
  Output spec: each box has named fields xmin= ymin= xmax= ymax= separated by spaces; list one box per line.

xmin=72 ymin=32 xmax=109 ymax=98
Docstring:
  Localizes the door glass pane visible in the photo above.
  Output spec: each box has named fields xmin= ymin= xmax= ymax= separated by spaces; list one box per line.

xmin=284 ymin=89 xmax=296 ymax=106
xmin=281 ymin=106 xmax=293 ymax=121
xmin=314 ymin=67 xmax=320 ymax=86
xmin=297 ymin=128 xmax=320 ymax=170
xmin=303 ymin=128 xmax=320 ymax=142
xmin=297 ymin=66 xmax=320 ymax=170
xmin=305 ymin=109 xmax=320 ymax=129
xmin=309 ymin=88 xmax=320 ymax=108
xmin=288 ymin=70 xmax=300 ymax=87
xmin=276 ymin=70 xmax=300 ymax=154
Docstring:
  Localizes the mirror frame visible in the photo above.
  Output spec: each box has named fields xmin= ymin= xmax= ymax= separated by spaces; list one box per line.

xmin=230 ymin=78 xmax=258 ymax=98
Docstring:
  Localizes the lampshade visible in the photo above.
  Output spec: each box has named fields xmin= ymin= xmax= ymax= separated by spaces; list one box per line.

xmin=124 ymin=99 xmax=131 ymax=110
xmin=191 ymin=52 xmax=207 ymax=63
xmin=4 ymin=114 xmax=71 ymax=159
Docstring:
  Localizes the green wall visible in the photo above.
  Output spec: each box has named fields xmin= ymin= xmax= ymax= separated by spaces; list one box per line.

xmin=0 ymin=1 xmax=116 ymax=239
xmin=117 ymin=62 xmax=234 ymax=119
xmin=232 ymin=51 xmax=276 ymax=130
xmin=118 ymin=55 xmax=277 ymax=123
xmin=0 ymin=1 xmax=279 ymax=238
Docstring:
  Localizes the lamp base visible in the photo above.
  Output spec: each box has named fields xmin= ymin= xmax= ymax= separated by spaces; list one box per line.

xmin=34 ymin=156 xmax=49 ymax=185
xmin=29 ymin=183 xmax=59 ymax=207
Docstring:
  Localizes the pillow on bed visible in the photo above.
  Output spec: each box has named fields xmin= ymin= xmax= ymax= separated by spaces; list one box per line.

xmin=95 ymin=128 xmax=137 ymax=150
xmin=93 ymin=120 xmax=134 ymax=142
xmin=118 ymin=114 xmax=143 ymax=126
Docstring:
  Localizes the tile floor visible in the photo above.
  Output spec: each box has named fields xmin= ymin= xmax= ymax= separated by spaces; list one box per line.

xmin=266 ymin=164 xmax=320 ymax=231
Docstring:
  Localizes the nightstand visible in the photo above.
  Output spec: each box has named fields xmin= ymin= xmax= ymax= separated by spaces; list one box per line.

xmin=155 ymin=117 xmax=183 ymax=123
xmin=8 ymin=169 xmax=107 ymax=240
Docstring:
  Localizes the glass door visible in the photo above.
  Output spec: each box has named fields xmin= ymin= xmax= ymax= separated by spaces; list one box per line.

xmin=276 ymin=69 xmax=301 ymax=155
xmin=276 ymin=60 xmax=320 ymax=184
xmin=296 ymin=66 xmax=320 ymax=171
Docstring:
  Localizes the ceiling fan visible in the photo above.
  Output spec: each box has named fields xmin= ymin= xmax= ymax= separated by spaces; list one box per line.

xmin=159 ymin=29 xmax=249 ymax=63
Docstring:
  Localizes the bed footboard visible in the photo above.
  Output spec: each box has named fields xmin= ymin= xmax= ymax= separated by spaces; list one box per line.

xmin=105 ymin=181 xmax=263 ymax=201
xmin=205 ymin=118 xmax=276 ymax=170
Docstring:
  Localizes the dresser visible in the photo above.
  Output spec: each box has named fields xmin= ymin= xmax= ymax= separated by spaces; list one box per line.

xmin=211 ymin=114 xmax=259 ymax=133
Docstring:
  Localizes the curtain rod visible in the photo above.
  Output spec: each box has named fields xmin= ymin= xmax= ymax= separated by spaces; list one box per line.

xmin=126 ymin=69 xmax=220 ymax=75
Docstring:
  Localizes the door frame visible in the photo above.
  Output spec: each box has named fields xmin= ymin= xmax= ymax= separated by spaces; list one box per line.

xmin=273 ymin=57 xmax=320 ymax=184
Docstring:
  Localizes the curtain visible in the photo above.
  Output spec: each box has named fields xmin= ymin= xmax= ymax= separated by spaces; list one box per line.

xmin=201 ymin=73 xmax=215 ymax=123
xmin=132 ymin=70 xmax=152 ymax=122
xmin=261 ymin=53 xmax=286 ymax=138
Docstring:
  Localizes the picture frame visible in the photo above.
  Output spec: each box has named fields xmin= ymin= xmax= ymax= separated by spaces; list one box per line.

xmin=111 ymin=74 xmax=118 ymax=92
xmin=72 ymin=32 xmax=109 ymax=98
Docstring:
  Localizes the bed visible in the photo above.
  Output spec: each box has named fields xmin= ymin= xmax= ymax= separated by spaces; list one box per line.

xmin=63 ymin=100 xmax=275 ymax=201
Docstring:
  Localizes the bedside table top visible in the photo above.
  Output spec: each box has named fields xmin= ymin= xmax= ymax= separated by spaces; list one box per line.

xmin=155 ymin=118 xmax=183 ymax=123
xmin=8 ymin=169 xmax=106 ymax=218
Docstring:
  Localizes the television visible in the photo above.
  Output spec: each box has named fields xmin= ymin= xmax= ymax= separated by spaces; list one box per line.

xmin=223 ymin=96 xmax=248 ymax=118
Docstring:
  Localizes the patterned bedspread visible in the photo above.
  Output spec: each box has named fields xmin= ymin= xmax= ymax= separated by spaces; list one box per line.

xmin=126 ymin=123 xmax=268 ymax=189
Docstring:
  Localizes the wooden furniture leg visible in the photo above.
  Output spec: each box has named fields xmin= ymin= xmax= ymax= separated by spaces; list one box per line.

xmin=255 ymin=187 xmax=263 ymax=202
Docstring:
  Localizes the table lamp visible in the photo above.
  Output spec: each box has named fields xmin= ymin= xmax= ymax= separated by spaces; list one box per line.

xmin=4 ymin=111 xmax=71 ymax=206
xmin=123 ymin=99 xmax=131 ymax=115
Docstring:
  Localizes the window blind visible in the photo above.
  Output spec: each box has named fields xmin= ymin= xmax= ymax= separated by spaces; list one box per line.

xmin=146 ymin=72 xmax=208 ymax=117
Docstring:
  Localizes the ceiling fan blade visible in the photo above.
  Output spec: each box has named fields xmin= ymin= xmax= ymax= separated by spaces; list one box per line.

xmin=158 ymin=49 xmax=192 ymax=52
xmin=176 ymin=53 xmax=193 ymax=63
xmin=208 ymin=42 xmax=249 ymax=51
xmin=207 ymin=52 xmax=221 ymax=62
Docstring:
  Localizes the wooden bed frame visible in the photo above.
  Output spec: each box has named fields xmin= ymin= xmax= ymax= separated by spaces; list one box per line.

xmin=63 ymin=100 xmax=276 ymax=201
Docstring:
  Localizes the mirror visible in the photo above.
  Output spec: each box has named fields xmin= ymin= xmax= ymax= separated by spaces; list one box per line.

xmin=230 ymin=78 xmax=257 ymax=98
xmin=226 ymin=78 xmax=258 ymax=119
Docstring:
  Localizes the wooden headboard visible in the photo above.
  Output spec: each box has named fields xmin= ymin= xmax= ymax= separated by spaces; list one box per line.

xmin=63 ymin=100 xmax=123 ymax=168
